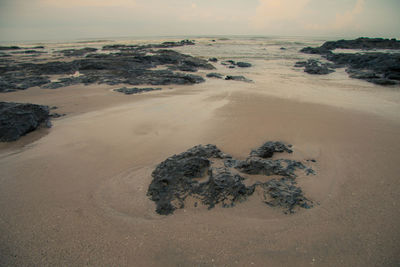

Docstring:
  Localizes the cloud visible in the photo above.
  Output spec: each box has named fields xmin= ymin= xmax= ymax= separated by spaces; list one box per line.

xmin=333 ymin=0 xmax=365 ymax=29
xmin=40 ymin=0 xmax=136 ymax=8
xmin=250 ymin=0 xmax=311 ymax=29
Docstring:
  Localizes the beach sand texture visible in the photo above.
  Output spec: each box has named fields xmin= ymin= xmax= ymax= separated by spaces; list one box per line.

xmin=0 ymin=37 xmax=399 ymax=266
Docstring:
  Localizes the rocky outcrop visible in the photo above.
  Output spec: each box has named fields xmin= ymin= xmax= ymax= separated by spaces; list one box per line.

xmin=0 ymin=43 xmax=214 ymax=92
xmin=298 ymin=37 xmax=400 ymax=85
xmin=206 ymin=72 xmax=224 ymax=79
xmin=147 ymin=142 xmax=314 ymax=215
xmin=113 ymin=87 xmax=162 ymax=95
xmin=59 ymin=47 xmax=98 ymax=57
xmin=295 ymin=59 xmax=335 ymax=75
xmin=0 ymin=102 xmax=51 ymax=142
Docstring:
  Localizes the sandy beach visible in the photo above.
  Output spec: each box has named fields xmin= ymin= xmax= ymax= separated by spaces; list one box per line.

xmin=1 ymin=37 xmax=400 ymax=266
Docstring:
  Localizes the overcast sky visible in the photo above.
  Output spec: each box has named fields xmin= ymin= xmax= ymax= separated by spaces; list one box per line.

xmin=0 ymin=0 xmax=399 ymax=42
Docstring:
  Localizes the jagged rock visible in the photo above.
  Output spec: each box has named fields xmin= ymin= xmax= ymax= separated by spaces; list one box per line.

xmin=250 ymin=141 xmax=293 ymax=158
xmin=0 ymin=42 xmax=214 ymax=92
xmin=147 ymin=142 xmax=314 ymax=215
xmin=113 ymin=87 xmax=162 ymax=95
xmin=206 ymin=72 xmax=224 ymax=79
xmin=320 ymin=37 xmax=400 ymax=50
xmin=229 ymin=158 xmax=307 ymax=178
xmin=259 ymin=178 xmax=312 ymax=213
xmin=295 ymin=59 xmax=335 ymax=75
xmin=299 ymin=37 xmax=400 ymax=85
xmin=59 ymin=47 xmax=98 ymax=57
xmin=0 ymin=102 xmax=51 ymax=142
xmin=102 ymin=39 xmax=195 ymax=51
xmin=0 ymin=75 xmax=51 ymax=92
xmin=225 ymin=75 xmax=252 ymax=82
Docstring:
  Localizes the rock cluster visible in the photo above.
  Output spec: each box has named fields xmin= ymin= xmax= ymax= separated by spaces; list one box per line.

xmin=147 ymin=142 xmax=314 ymax=215
xmin=113 ymin=87 xmax=162 ymax=95
xmin=298 ymin=37 xmax=400 ymax=85
xmin=0 ymin=40 xmax=213 ymax=92
xmin=295 ymin=59 xmax=335 ymax=75
xmin=0 ymin=102 xmax=51 ymax=142
xmin=221 ymin=60 xmax=252 ymax=68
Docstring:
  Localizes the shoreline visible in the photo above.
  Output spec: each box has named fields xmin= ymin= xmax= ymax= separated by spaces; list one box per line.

xmin=1 ymin=82 xmax=400 ymax=265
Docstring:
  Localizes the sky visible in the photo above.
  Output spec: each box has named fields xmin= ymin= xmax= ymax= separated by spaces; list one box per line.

xmin=0 ymin=0 xmax=399 ymax=42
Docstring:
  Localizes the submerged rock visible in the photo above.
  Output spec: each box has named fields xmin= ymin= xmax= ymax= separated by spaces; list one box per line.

xmin=114 ymin=87 xmax=162 ymax=95
xmin=147 ymin=142 xmax=314 ymax=215
xmin=0 ymin=102 xmax=51 ymax=142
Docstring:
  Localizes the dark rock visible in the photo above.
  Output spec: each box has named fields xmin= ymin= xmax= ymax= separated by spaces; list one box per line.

xmin=0 ymin=75 xmax=51 ymax=92
xmin=299 ymin=38 xmax=400 ymax=85
xmin=11 ymin=50 xmax=46 ymax=54
xmin=294 ymin=59 xmax=335 ymax=75
xmin=0 ymin=42 xmax=213 ymax=91
xmin=49 ymin=113 xmax=65 ymax=118
xmin=225 ymin=75 xmax=252 ymax=82
xmin=114 ymin=87 xmax=162 ymax=95
xmin=321 ymin=37 xmax=400 ymax=50
xmin=229 ymin=158 xmax=307 ymax=178
xmin=0 ymin=46 xmax=21 ymax=50
xmin=259 ymin=178 xmax=312 ymax=213
xmin=221 ymin=60 xmax=252 ymax=68
xmin=280 ymin=47 xmax=286 ymax=50
xmin=0 ymin=102 xmax=51 ymax=142
xmin=299 ymin=46 xmax=332 ymax=55
xmin=147 ymin=142 xmax=314 ymax=215
xmin=209 ymin=57 xmax=218 ymax=62
xmin=236 ymin=62 xmax=252 ymax=68
xmin=59 ymin=47 xmax=98 ymax=57
xmin=102 ymin=40 xmax=195 ymax=51
xmin=206 ymin=73 xmax=224 ymax=79
xmin=250 ymin=141 xmax=293 ymax=158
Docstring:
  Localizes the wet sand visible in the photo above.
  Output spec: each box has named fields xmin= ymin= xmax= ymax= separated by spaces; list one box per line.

xmin=1 ymin=77 xmax=400 ymax=266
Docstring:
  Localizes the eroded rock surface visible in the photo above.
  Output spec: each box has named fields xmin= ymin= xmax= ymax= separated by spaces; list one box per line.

xmin=147 ymin=142 xmax=314 ymax=215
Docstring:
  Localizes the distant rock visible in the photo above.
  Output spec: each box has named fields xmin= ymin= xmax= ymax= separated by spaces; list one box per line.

xmin=113 ymin=87 xmax=162 ymax=95
xmin=294 ymin=59 xmax=335 ymax=75
xmin=0 ymin=42 xmax=214 ymax=92
xmin=236 ymin=62 xmax=252 ymax=68
xmin=147 ymin=142 xmax=314 ymax=215
xmin=208 ymin=57 xmax=218 ymax=62
xmin=225 ymin=75 xmax=253 ymax=82
xmin=0 ymin=102 xmax=51 ymax=142
xmin=59 ymin=47 xmax=98 ymax=57
xmin=299 ymin=37 xmax=400 ymax=85
xmin=0 ymin=46 xmax=21 ymax=50
xmin=206 ymin=72 xmax=224 ymax=79
xmin=221 ymin=60 xmax=252 ymax=68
